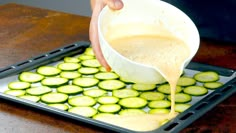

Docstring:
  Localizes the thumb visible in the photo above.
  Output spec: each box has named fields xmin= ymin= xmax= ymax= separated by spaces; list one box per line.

xmin=106 ymin=0 xmax=124 ymax=10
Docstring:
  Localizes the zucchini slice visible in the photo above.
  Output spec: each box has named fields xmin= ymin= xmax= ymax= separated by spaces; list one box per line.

xmin=204 ymin=82 xmax=223 ymax=89
xmin=98 ymin=67 xmax=107 ymax=72
xmin=177 ymin=76 xmax=196 ymax=86
xmin=140 ymin=92 xmax=165 ymax=101
xmin=41 ymin=93 xmax=68 ymax=104
xmin=183 ymin=86 xmax=208 ymax=96
xmin=72 ymin=77 xmax=99 ymax=87
xmin=26 ymin=86 xmax=52 ymax=96
xmin=8 ymin=81 xmax=31 ymax=90
xmin=64 ymin=57 xmax=81 ymax=63
xmin=97 ymin=96 xmax=119 ymax=104
xmin=167 ymin=93 xmax=192 ymax=103
xmin=112 ymin=89 xmax=139 ymax=98
xmin=119 ymin=97 xmax=147 ymax=109
xmin=157 ymin=84 xmax=182 ymax=94
xmin=68 ymin=107 xmax=97 ymax=117
xmin=119 ymin=109 xmax=146 ymax=116
xmin=94 ymin=72 xmax=119 ymax=80
xmin=19 ymin=72 xmax=44 ymax=83
xmin=37 ymin=66 xmax=61 ymax=76
xmin=119 ymin=77 xmax=134 ymax=84
xmin=81 ymin=59 xmax=101 ymax=68
xmin=93 ymin=113 xmax=115 ymax=119
xmin=68 ymin=96 xmax=96 ymax=107
xmin=132 ymin=83 xmax=156 ymax=91
xmin=19 ymin=95 xmax=40 ymax=102
xmin=78 ymin=67 xmax=99 ymax=75
xmin=98 ymin=80 xmax=125 ymax=90
xmin=84 ymin=47 xmax=95 ymax=56
xmin=4 ymin=90 xmax=26 ymax=96
xmin=41 ymin=77 xmax=69 ymax=87
xmin=78 ymin=54 xmax=94 ymax=60
xmin=60 ymin=71 xmax=81 ymax=79
xmin=98 ymin=104 xmax=121 ymax=113
xmin=148 ymin=100 xmax=171 ymax=109
xmin=57 ymin=85 xmax=83 ymax=95
xmin=48 ymin=103 xmax=69 ymax=111
xmin=194 ymin=71 xmax=219 ymax=82
xmin=175 ymin=103 xmax=191 ymax=112
xmin=83 ymin=88 xmax=107 ymax=98
xmin=57 ymin=62 xmax=81 ymax=71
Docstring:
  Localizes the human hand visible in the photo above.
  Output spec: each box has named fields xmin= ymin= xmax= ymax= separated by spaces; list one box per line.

xmin=89 ymin=0 xmax=123 ymax=71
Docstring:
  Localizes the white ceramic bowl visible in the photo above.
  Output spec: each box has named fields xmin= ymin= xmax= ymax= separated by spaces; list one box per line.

xmin=98 ymin=0 xmax=200 ymax=84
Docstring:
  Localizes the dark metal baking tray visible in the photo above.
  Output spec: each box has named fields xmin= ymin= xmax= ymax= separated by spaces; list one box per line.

xmin=0 ymin=41 xmax=235 ymax=133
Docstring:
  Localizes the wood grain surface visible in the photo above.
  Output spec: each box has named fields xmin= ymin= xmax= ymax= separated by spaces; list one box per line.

xmin=0 ymin=3 xmax=235 ymax=133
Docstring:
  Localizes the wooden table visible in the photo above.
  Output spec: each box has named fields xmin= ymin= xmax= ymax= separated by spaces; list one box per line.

xmin=0 ymin=3 xmax=235 ymax=133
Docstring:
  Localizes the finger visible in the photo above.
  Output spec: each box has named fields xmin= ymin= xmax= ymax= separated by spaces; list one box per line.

xmin=89 ymin=3 xmax=111 ymax=71
xmin=106 ymin=0 xmax=124 ymax=10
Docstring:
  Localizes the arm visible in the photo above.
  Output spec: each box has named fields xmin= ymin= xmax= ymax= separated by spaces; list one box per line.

xmin=89 ymin=0 xmax=123 ymax=71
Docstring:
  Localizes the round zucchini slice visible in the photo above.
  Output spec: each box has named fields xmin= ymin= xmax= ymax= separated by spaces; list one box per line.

xmin=78 ymin=67 xmax=99 ymax=75
xmin=194 ymin=71 xmax=219 ymax=82
xmin=119 ymin=97 xmax=147 ymax=109
xmin=60 ymin=71 xmax=81 ymax=79
xmin=72 ymin=77 xmax=99 ymax=87
xmin=175 ymin=103 xmax=191 ymax=113
xmin=68 ymin=106 xmax=97 ymax=117
xmin=64 ymin=57 xmax=81 ymax=63
xmin=81 ymin=59 xmax=101 ymax=68
xmin=84 ymin=47 xmax=95 ymax=56
xmin=148 ymin=100 xmax=171 ymax=109
xmin=140 ymin=92 xmax=165 ymax=101
xmin=78 ymin=54 xmax=94 ymax=60
xmin=19 ymin=72 xmax=44 ymax=83
xmin=98 ymin=104 xmax=121 ymax=113
xmin=167 ymin=93 xmax=192 ymax=103
xmin=57 ymin=62 xmax=81 ymax=71
xmin=203 ymin=82 xmax=223 ymax=89
xmin=57 ymin=85 xmax=83 ymax=95
xmin=41 ymin=77 xmax=69 ymax=87
xmin=19 ymin=95 xmax=40 ymax=102
xmin=8 ymin=81 xmax=31 ymax=90
xmin=183 ymin=86 xmax=208 ymax=96
xmin=157 ymin=84 xmax=182 ymax=94
xmin=112 ymin=89 xmax=139 ymax=98
xmin=68 ymin=96 xmax=96 ymax=107
xmin=26 ymin=86 xmax=52 ymax=96
xmin=94 ymin=72 xmax=119 ymax=80
xmin=41 ymin=93 xmax=68 ymax=104
xmin=83 ymin=88 xmax=107 ymax=98
xmin=48 ymin=103 xmax=69 ymax=111
xmin=132 ymin=83 xmax=156 ymax=91
xmin=93 ymin=113 xmax=115 ymax=119
xmin=177 ymin=76 xmax=196 ymax=86
xmin=37 ymin=66 xmax=61 ymax=76
xmin=4 ymin=90 xmax=26 ymax=96
xmin=98 ymin=80 xmax=125 ymax=90
xmin=97 ymin=96 xmax=119 ymax=104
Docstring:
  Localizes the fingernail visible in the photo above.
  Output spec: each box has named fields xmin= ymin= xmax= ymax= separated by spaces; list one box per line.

xmin=114 ymin=0 xmax=123 ymax=9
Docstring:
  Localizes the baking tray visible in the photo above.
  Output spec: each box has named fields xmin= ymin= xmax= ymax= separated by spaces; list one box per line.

xmin=0 ymin=41 xmax=235 ymax=133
